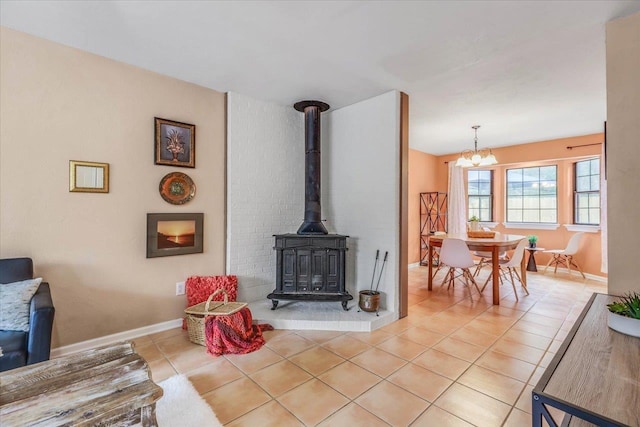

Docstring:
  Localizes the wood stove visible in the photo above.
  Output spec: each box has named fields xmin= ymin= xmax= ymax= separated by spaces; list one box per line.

xmin=267 ymin=101 xmax=352 ymax=310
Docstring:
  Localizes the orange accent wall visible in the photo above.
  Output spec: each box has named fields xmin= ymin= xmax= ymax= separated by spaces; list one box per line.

xmin=408 ymin=149 xmax=438 ymax=264
xmin=415 ymin=133 xmax=606 ymax=277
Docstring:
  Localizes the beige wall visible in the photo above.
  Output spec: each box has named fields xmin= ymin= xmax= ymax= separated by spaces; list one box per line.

xmin=408 ymin=149 xmax=438 ymax=264
xmin=0 ymin=28 xmax=226 ymax=347
xmin=606 ymin=12 xmax=640 ymax=295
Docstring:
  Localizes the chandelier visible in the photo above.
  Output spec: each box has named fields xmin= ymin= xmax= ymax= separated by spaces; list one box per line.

xmin=455 ymin=125 xmax=497 ymax=167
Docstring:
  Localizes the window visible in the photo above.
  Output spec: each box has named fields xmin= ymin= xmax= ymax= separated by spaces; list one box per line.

xmin=574 ymin=158 xmax=600 ymax=225
xmin=506 ymin=165 xmax=557 ymax=223
xmin=467 ymin=170 xmax=493 ymax=221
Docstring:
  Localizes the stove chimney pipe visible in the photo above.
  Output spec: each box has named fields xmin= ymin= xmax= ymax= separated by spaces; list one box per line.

xmin=294 ymin=100 xmax=330 ymax=235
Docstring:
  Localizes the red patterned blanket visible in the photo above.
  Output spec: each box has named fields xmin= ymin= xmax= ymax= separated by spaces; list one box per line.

xmin=204 ymin=308 xmax=273 ymax=356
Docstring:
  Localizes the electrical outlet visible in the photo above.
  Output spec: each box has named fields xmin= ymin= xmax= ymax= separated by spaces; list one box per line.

xmin=175 ymin=281 xmax=186 ymax=296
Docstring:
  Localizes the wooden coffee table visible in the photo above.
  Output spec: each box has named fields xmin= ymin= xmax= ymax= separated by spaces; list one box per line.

xmin=0 ymin=341 xmax=162 ymax=426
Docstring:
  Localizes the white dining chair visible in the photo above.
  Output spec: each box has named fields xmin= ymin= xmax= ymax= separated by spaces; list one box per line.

xmin=482 ymin=239 xmax=530 ymax=300
xmin=543 ymin=232 xmax=586 ymax=278
xmin=438 ymin=238 xmax=482 ymax=301
xmin=431 ymin=231 xmax=448 ymax=276
xmin=473 ymin=228 xmax=509 ymax=277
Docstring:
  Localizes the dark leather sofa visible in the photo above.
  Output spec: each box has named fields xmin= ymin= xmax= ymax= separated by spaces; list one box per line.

xmin=0 ymin=257 xmax=55 ymax=372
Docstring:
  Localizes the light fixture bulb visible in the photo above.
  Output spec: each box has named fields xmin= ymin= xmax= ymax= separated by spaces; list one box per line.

xmin=471 ymin=153 xmax=481 ymax=165
xmin=455 ymin=156 xmax=473 ymax=167
xmin=484 ymin=153 xmax=497 ymax=165
xmin=478 ymin=157 xmax=492 ymax=166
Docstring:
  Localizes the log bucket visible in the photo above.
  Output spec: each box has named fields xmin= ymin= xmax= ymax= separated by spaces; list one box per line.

xmin=358 ymin=290 xmax=380 ymax=313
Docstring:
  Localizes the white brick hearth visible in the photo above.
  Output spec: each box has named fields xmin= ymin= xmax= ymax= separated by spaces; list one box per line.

xmin=248 ymin=299 xmax=396 ymax=332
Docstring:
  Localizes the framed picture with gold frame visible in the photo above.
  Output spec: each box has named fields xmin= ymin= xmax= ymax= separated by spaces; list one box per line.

xmin=154 ymin=117 xmax=196 ymax=168
xmin=69 ymin=160 xmax=109 ymax=193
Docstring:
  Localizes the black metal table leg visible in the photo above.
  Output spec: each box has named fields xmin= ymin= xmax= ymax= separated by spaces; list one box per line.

xmin=527 ymin=249 xmax=538 ymax=272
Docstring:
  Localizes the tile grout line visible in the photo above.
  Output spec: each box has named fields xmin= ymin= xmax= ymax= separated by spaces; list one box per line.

xmin=499 ymin=280 xmax=594 ymax=426
xmin=391 ymin=288 xmax=522 ymax=425
xmin=230 ymin=336 xmax=394 ymax=426
xmin=144 ymin=270 xmax=604 ymax=426
xmin=404 ymin=272 xmax=598 ymax=426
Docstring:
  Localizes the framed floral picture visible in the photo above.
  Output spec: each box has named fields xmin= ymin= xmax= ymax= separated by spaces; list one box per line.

xmin=154 ymin=117 xmax=195 ymax=168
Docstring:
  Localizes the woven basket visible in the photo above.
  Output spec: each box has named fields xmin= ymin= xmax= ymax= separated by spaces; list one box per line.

xmin=467 ymin=230 xmax=496 ymax=238
xmin=184 ymin=289 xmax=247 ymax=346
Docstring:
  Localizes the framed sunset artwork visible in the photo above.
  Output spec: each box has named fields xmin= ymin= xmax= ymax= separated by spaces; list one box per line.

xmin=146 ymin=213 xmax=203 ymax=258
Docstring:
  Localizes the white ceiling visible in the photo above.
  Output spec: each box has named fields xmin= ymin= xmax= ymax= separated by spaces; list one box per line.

xmin=2 ymin=1 xmax=639 ymax=155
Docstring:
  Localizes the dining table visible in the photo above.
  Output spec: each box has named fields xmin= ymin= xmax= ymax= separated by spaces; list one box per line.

xmin=427 ymin=233 xmax=528 ymax=305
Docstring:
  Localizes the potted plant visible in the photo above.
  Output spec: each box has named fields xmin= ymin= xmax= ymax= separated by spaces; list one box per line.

xmin=468 ymin=215 xmax=481 ymax=231
xmin=528 ymin=235 xmax=538 ymax=248
xmin=607 ymin=292 xmax=640 ymax=338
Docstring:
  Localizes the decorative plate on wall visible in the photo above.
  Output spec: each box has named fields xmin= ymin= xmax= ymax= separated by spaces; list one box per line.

xmin=159 ymin=172 xmax=196 ymax=205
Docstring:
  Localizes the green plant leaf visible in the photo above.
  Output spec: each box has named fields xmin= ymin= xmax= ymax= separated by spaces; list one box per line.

xmin=608 ymin=292 xmax=640 ymax=319
xmin=607 ymin=302 xmax=628 ymax=315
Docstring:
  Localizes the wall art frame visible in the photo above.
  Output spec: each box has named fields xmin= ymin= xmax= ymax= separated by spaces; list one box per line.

xmin=159 ymin=172 xmax=196 ymax=205
xmin=69 ymin=160 xmax=109 ymax=193
xmin=146 ymin=213 xmax=203 ymax=258
xmin=154 ymin=117 xmax=196 ymax=168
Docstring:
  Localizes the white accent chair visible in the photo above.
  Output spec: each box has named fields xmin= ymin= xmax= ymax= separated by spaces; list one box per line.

xmin=439 ymin=238 xmax=482 ymax=301
xmin=481 ymin=239 xmax=530 ymax=300
xmin=543 ymin=232 xmax=586 ymax=278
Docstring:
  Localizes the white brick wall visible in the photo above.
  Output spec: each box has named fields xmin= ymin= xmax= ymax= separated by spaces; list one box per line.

xmin=226 ymin=92 xmax=304 ymax=302
xmin=227 ymin=91 xmax=400 ymax=312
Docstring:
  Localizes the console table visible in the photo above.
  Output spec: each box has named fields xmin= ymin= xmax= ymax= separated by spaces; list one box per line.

xmin=0 ymin=341 xmax=162 ymax=426
xmin=532 ymin=293 xmax=640 ymax=426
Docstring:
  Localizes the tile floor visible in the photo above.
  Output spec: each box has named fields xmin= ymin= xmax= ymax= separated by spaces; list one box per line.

xmin=135 ymin=267 xmax=607 ymax=426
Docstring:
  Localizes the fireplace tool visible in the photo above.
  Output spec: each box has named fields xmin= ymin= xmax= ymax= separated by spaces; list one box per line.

xmin=373 ymin=251 xmax=389 ymax=294
xmin=359 ymin=250 xmax=388 ymax=315
xmin=369 ymin=250 xmax=380 ymax=290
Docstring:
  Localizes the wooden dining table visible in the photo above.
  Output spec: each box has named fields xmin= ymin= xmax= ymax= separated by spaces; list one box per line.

xmin=427 ymin=233 xmax=527 ymax=305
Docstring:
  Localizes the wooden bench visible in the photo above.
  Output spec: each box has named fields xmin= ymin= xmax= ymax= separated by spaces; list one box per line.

xmin=0 ymin=341 xmax=163 ymax=426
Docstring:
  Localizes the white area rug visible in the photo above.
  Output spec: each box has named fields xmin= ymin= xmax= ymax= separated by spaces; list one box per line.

xmin=156 ymin=374 xmax=222 ymax=427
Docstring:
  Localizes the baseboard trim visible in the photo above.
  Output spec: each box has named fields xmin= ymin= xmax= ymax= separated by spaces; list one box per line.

xmin=538 ymin=267 xmax=608 ymax=283
xmin=50 ymin=318 xmax=183 ymax=359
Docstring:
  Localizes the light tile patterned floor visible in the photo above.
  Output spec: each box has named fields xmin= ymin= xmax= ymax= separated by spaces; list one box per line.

xmin=136 ymin=267 xmax=607 ymax=426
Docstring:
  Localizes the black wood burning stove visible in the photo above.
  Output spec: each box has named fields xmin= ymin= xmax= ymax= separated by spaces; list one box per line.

xmin=267 ymin=101 xmax=352 ymax=310
xmin=270 ymin=234 xmax=350 ymax=310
